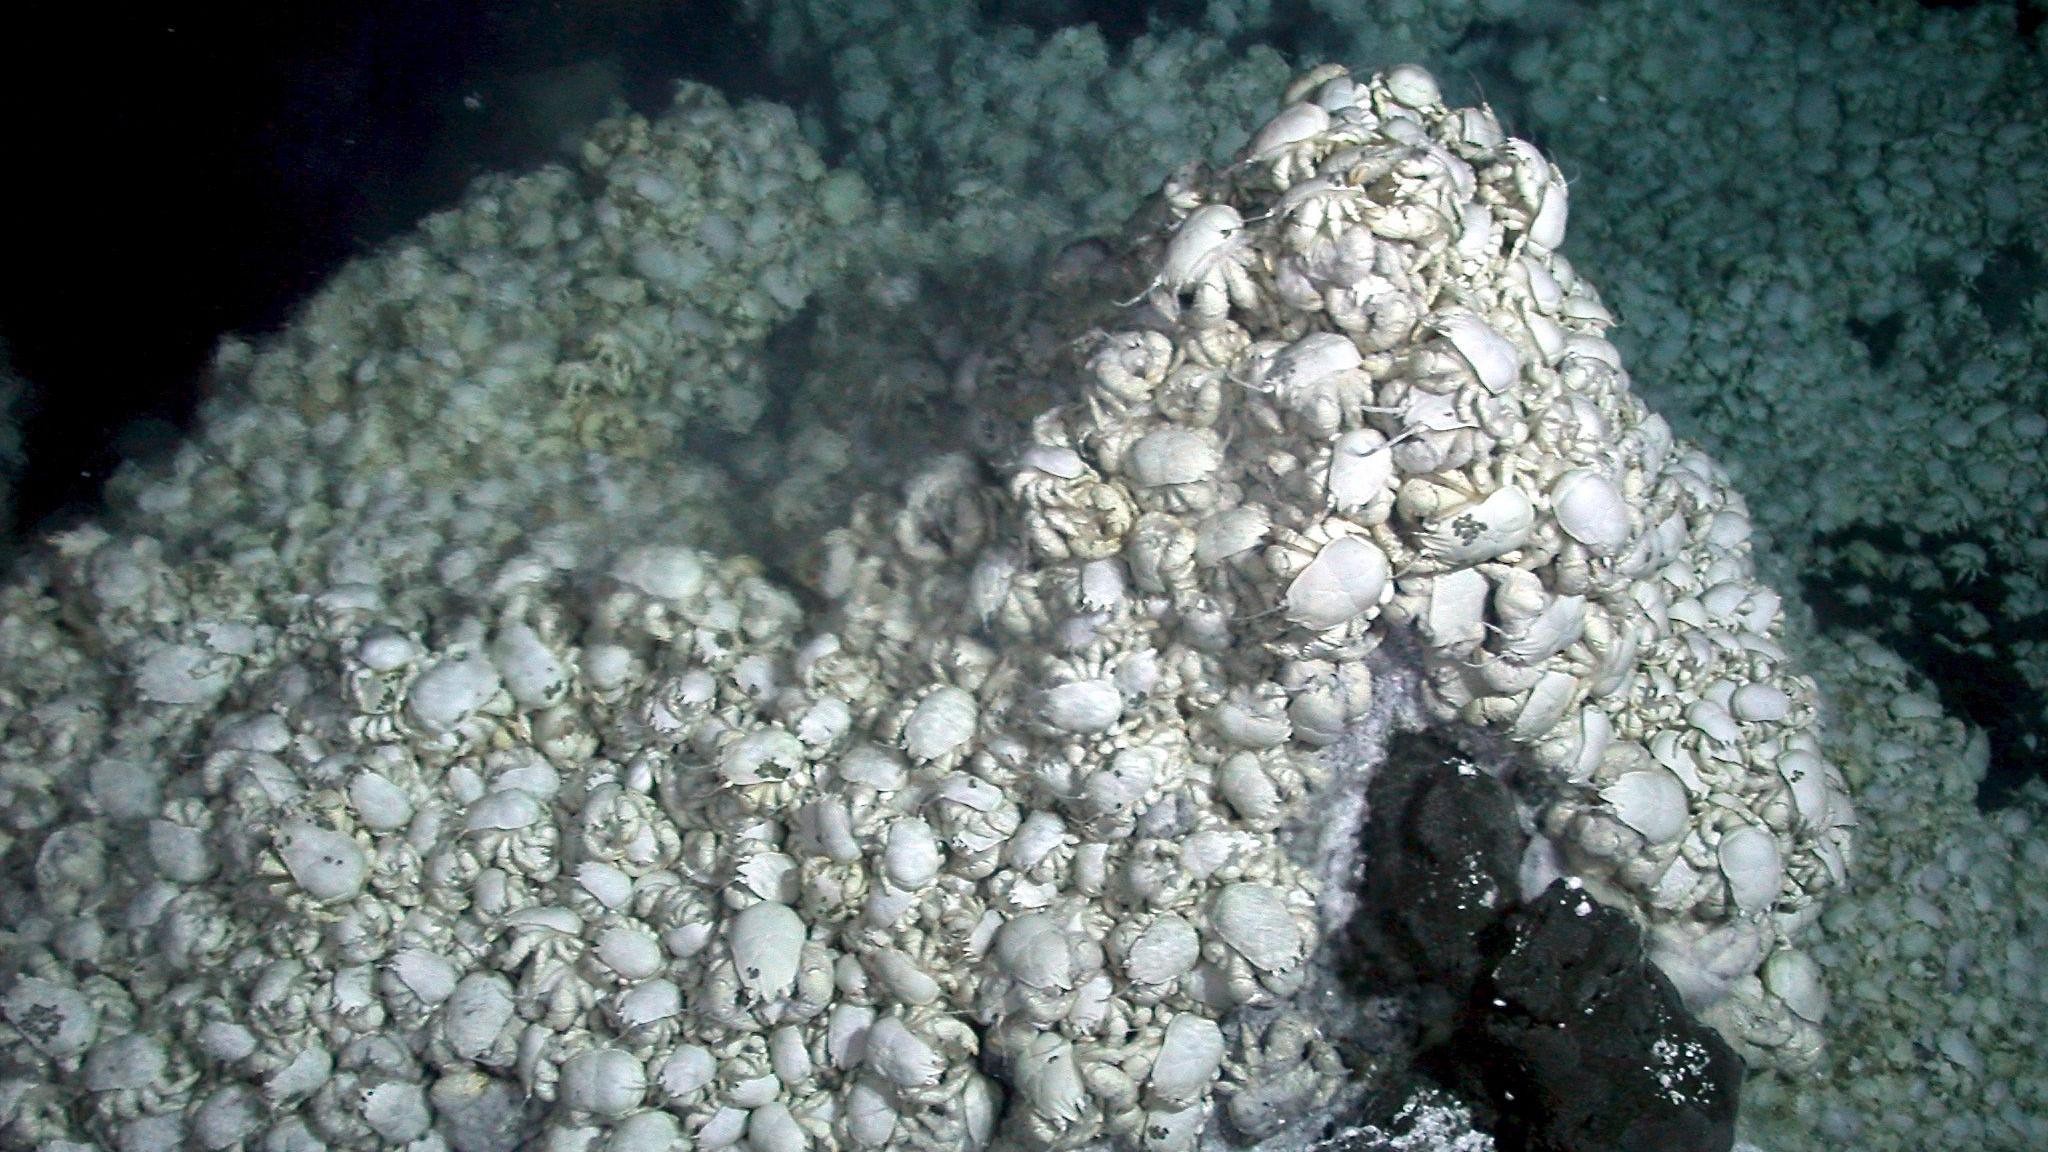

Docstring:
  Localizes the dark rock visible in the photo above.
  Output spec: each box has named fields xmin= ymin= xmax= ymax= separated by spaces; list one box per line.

xmin=1348 ymin=730 xmax=1525 ymax=992
xmin=1471 ymin=880 xmax=1743 ymax=1152
xmin=1333 ymin=729 xmax=1741 ymax=1152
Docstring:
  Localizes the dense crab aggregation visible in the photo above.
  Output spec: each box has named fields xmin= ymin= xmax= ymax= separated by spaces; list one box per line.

xmin=0 ymin=64 xmax=1851 ymax=1152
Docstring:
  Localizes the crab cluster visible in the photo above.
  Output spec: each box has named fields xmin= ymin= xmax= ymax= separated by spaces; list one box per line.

xmin=0 ymin=65 xmax=1851 ymax=1152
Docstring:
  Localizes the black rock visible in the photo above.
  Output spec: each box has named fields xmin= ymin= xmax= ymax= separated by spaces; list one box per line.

xmin=1470 ymin=880 xmax=1743 ymax=1152
xmin=1348 ymin=730 xmax=1525 ymax=992
xmin=1333 ymin=729 xmax=1741 ymax=1152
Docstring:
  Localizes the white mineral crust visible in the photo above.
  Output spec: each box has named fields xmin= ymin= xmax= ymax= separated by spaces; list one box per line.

xmin=0 ymin=64 xmax=1852 ymax=1152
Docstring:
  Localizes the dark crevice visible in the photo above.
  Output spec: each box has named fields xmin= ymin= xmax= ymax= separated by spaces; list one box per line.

xmin=1804 ymin=525 xmax=2048 ymax=808
xmin=1917 ymin=0 xmax=2048 ymax=47
xmin=1846 ymin=312 xmax=1905 ymax=370
xmin=1971 ymin=240 xmax=2043 ymax=336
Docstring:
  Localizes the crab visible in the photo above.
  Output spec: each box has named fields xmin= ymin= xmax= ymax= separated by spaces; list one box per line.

xmin=1128 ymin=204 xmax=1268 ymax=328
xmin=494 ymin=908 xmax=597 ymax=1031
xmin=1215 ymin=1012 xmax=1344 ymax=1141
xmin=1267 ymin=173 xmax=1375 ymax=255
xmin=1009 ymin=464 xmax=1140 ymax=564
xmin=1199 ymin=882 xmax=1313 ymax=1008
xmin=1236 ymin=101 xmax=1347 ymax=191
xmin=1236 ymin=331 xmax=1379 ymax=438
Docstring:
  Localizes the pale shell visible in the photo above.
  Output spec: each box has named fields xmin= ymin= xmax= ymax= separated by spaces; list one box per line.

xmin=616 ymin=979 xmax=681 ymax=1027
xmin=1717 ymin=825 xmax=1784 ymax=914
xmin=936 ymin=773 xmax=1006 ymax=811
xmin=1418 ymin=485 xmax=1535 ymax=566
xmin=1210 ymin=883 xmax=1303 ymax=972
xmin=83 ymin=1033 xmax=167 ymax=1092
xmin=195 ymin=1021 xmax=256 ymax=1063
xmin=1195 ymin=505 xmax=1271 ymax=566
xmin=1776 ymin=750 xmax=1831 ymax=826
xmin=1146 ymin=1015 xmax=1224 ymax=1106
xmin=1216 ymin=753 xmax=1282 ymax=825
xmin=864 ymin=1016 xmax=943 ymax=1087
xmin=1207 ymin=693 xmax=1292 ymax=749
xmin=492 ymin=751 xmax=560 ymax=799
xmin=576 ymin=861 xmax=634 ymax=909
xmin=1126 ymin=429 xmax=1220 ymax=487
xmin=1284 ymin=536 xmax=1390 ymax=630
xmin=730 ymin=1074 xmax=781 ymax=1110
xmin=873 ymin=949 xmax=941 ymax=1006
xmin=464 ymin=789 xmax=543 ymax=832
xmin=1510 ymin=669 xmax=1580 ymax=739
xmin=1600 ymin=768 xmax=1689 ymax=845
xmin=1382 ymin=63 xmax=1442 ymax=109
xmin=1248 ymin=101 xmax=1330 ymax=159
xmin=1016 ymin=1032 xmax=1087 ymax=1123
xmin=658 ymin=1045 xmax=717 ymax=1098
xmin=362 ymin=1083 xmax=430 ymax=1142
xmin=1079 ymin=558 xmax=1126 ymax=611
xmin=1269 ymin=332 xmax=1363 ymax=393
xmin=1437 ymin=310 xmax=1520 ymax=394
xmin=1685 ymin=699 xmax=1740 ymax=745
xmin=406 ymin=657 xmax=501 ymax=733
xmin=348 ymin=771 xmax=413 ymax=831
xmin=844 ymin=1080 xmax=899 ymax=1147
xmin=133 ymin=643 xmax=231 ymax=705
xmin=276 ymin=824 xmax=368 ymax=903
xmin=2 ymin=977 xmax=98 ymax=1059
xmin=774 ymin=1016 xmax=815 ymax=1082
xmin=1161 ymin=205 xmax=1243 ymax=291
xmin=903 ymin=687 xmax=978 ymax=761
xmin=698 ymin=1107 xmax=750 ymax=1149
xmin=442 ymin=973 xmax=516 ymax=1060
xmin=1041 ymin=678 xmax=1124 ymax=734
xmin=995 ymin=913 xmax=1075 ymax=990
xmin=387 ymin=949 xmax=458 ymax=1004
xmin=1730 ymin=681 xmax=1791 ymax=723
xmin=595 ymin=925 xmax=665 ymax=981
xmin=721 ymin=727 xmax=806 ymax=786
xmin=559 ymin=1047 xmax=646 ymax=1117
xmin=1325 ymin=430 xmax=1395 ymax=513
xmin=1019 ymin=444 xmax=1087 ymax=480
xmin=883 ymin=818 xmax=943 ymax=888
xmin=1124 ymin=914 xmax=1201 ymax=984
xmin=356 ymin=629 xmax=420 ymax=673
xmin=731 ymin=901 xmax=806 ymax=999
xmin=610 ymin=546 xmax=706 ymax=601
xmin=1648 ymin=854 xmax=1703 ymax=912
xmin=748 ymin=1102 xmax=807 ymax=1152
xmin=1418 ymin=567 xmax=1489 ymax=649
xmin=1551 ymin=469 xmax=1630 ymax=555
xmin=1762 ymin=948 xmax=1829 ymax=1024
xmin=826 ymin=1004 xmax=875 ymax=1070
xmin=1500 ymin=594 xmax=1588 ymax=665
xmin=1007 ymin=811 xmax=1068 ymax=872
xmin=737 ymin=853 xmax=798 ymax=904
xmin=264 ymin=1047 xmax=332 ymax=1102
xmin=837 ymin=743 xmax=908 ymax=791
xmin=490 ymin=622 xmax=567 ymax=708
xmin=612 ymin=1112 xmax=683 ymax=1152
xmin=1529 ymin=172 xmax=1569 ymax=250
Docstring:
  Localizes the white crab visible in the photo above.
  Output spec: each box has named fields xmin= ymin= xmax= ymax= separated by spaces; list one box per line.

xmin=1134 ymin=204 xmax=1267 ymax=327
